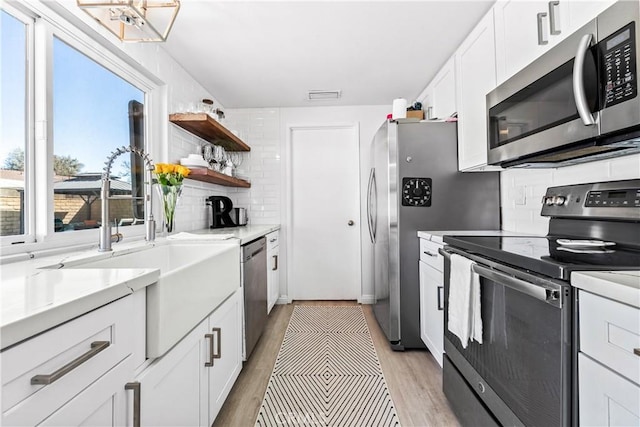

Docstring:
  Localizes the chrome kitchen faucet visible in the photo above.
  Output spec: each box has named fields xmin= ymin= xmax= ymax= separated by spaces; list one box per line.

xmin=99 ymin=146 xmax=155 ymax=252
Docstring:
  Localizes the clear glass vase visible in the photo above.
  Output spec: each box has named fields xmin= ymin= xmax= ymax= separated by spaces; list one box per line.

xmin=156 ymin=183 xmax=182 ymax=234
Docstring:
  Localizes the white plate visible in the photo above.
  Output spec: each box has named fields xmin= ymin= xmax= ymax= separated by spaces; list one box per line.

xmin=180 ymin=158 xmax=209 ymax=168
xmin=181 ymin=164 xmax=210 ymax=170
xmin=556 ymin=239 xmax=616 ymax=247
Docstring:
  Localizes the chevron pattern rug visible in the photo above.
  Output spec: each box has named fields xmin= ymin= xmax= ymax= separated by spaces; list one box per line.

xmin=255 ymin=306 xmax=401 ymax=427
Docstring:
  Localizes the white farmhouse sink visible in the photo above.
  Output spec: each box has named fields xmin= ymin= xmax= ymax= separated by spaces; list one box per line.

xmin=60 ymin=242 xmax=240 ymax=357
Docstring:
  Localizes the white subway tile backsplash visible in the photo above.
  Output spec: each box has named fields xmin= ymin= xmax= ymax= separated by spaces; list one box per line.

xmin=502 ymin=154 xmax=640 ymax=234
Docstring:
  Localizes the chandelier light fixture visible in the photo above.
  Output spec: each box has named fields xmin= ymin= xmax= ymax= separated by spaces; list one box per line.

xmin=76 ymin=0 xmax=180 ymax=42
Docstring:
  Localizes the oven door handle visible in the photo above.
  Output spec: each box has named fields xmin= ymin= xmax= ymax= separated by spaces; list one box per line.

xmin=471 ymin=263 xmax=561 ymax=307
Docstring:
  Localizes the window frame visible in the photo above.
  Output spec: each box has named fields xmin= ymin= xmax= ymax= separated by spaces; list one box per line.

xmin=0 ymin=4 xmax=36 ymax=246
xmin=1 ymin=0 xmax=161 ymax=255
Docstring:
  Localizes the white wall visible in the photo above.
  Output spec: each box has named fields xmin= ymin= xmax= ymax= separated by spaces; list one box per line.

xmin=225 ymin=105 xmax=389 ymax=303
xmin=501 ymin=154 xmax=640 ymax=234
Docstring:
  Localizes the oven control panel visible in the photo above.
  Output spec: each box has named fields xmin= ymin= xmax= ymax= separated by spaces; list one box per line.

xmin=541 ymin=180 xmax=640 ymax=220
xmin=585 ymin=188 xmax=640 ymax=207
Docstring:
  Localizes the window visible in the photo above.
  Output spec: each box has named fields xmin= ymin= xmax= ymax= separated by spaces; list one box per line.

xmin=1 ymin=3 xmax=155 ymax=250
xmin=52 ymin=37 xmax=145 ymax=233
xmin=0 ymin=9 xmax=29 ymax=238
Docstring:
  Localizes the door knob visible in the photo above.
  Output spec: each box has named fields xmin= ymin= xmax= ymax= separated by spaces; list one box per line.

xmin=348 ymin=220 xmax=355 ymax=226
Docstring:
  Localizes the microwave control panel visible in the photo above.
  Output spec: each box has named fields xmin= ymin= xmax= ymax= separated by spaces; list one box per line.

xmin=602 ymin=22 xmax=637 ymax=108
xmin=402 ymin=177 xmax=431 ymax=207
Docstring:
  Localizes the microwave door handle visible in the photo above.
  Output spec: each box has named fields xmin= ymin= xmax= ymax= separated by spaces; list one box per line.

xmin=573 ymin=33 xmax=596 ymax=126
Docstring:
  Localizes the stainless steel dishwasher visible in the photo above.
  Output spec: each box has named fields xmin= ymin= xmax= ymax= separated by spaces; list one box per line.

xmin=242 ymin=237 xmax=267 ymax=360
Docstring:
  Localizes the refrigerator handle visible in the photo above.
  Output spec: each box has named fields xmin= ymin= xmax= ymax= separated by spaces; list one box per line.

xmin=367 ymin=168 xmax=375 ymax=244
xmin=371 ymin=169 xmax=377 ymax=243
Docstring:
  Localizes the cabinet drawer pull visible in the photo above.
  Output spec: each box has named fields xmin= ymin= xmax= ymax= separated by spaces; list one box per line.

xmin=205 ymin=333 xmax=215 ymax=367
xmin=269 ymin=238 xmax=277 ymax=243
xmin=634 ymin=348 xmax=640 ymax=357
xmin=31 ymin=341 xmax=110 ymax=385
xmin=125 ymin=382 xmax=141 ymax=427
xmin=437 ymin=286 xmax=444 ymax=311
xmin=537 ymin=12 xmax=549 ymax=45
xmin=272 ymin=254 xmax=278 ymax=271
xmin=548 ymin=1 xmax=561 ymax=35
xmin=212 ymin=327 xmax=222 ymax=359
xmin=423 ymin=250 xmax=438 ymax=258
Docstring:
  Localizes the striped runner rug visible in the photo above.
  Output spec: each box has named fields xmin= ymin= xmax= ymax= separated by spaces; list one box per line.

xmin=255 ymin=306 xmax=401 ymax=427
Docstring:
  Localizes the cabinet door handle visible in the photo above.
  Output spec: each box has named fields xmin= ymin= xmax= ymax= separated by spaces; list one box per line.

xmin=634 ymin=348 xmax=640 ymax=357
xmin=125 ymin=382 xmax=141 ymax=427
xmin=31 ymin=341 xmax=110 ymax=385
xmin=269 ymin=238 xmax=277 ymax=243
xmin=537 ymin=12 xmax=549 ymax=45
xmin=437 ymin=286 xmax=444 ymax=311
xmin=548 ymin=1 xmax=561 ymax=35
xmin=272 ymin=254 xmax=278 ymax=271
xmin=205 ymin=333 xmax=215 ymax=366
xmin=423 ymin=250 xmax=438 ymax=258
xmin=212 ymin=327 xmax=222 ymax=359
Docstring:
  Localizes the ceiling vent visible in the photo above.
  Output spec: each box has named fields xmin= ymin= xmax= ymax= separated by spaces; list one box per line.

xmin=308 ymin=90 xmax=342 ymax=101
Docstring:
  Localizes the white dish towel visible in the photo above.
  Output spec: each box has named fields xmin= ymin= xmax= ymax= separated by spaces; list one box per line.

xmin=448 ymin=254 xmax=483 ymax=348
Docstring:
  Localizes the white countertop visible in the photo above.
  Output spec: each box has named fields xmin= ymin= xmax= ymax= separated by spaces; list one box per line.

xmin=0 ymin=225 xmax=280 ymax=350
xmin=572 ymin=271 xmax=640 ymax=309
xmin=1 ymin=267 xmax=159 ymax=350
xmin=189 ymin=224 xmax=280 ymax=245
xmin=417 ymin=230 xmax=531 ymax=244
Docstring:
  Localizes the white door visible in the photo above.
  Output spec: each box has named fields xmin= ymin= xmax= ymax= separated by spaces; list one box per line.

xmin=289 ymin=124 xmax=361 ymax=300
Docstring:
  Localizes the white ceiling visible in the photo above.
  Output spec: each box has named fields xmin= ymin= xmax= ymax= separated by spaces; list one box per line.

xmin=163 ymin=1 xmax=494 ymax=108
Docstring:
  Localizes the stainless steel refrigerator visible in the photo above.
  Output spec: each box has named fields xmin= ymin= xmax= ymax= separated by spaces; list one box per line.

xmin=368 ymin=120 xmax=500 ymax=350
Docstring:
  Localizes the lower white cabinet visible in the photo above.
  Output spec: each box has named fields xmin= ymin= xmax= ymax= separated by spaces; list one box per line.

xmin=267 ymin=231 xmax=280 ymax=314
xmin=1 ymin=295 xmax=138 ymax=427
xmin=136 ymin=289 xmax=242 ymax=427
xmin=579 ymin=354 xmax=640 ymax=426
xmin=418 ymin=238 xmax=445 ymax=367
xmin=578 ymin=290 xmax=640 ymax=426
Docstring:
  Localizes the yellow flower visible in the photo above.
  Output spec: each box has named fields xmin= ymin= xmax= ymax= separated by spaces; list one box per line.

xmin=177 ymin=165 xmax=190 ymax=177
xmin=154 ymin=163 xmax=164 ymax=175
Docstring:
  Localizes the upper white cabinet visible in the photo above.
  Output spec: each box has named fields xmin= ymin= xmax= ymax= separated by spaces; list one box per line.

xmin=417 ymin=56 xmax=457 ymax=120
xmin=455 ymin=11 xmax=499 ymax=171
xmin=567 ymin=0 xmax=617 ymax=33
xmin=494 ymin=0 xmax=570 ymax=84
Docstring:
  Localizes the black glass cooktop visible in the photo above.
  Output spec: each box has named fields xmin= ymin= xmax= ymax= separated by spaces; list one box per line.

xmin=443 ymin=235 xmax=640 ymax=281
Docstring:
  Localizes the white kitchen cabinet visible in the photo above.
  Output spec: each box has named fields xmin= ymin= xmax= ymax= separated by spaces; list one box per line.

xmin=417 ymin=56 xmax=456 ymax=120
xmin=1 ymin=295 xmax=137 ymax=427
xmin=455 ymin=10 xmax=501 ymax=171
xmin=494 ymin=0 xmax=569 ymax=84
xmin=579 ymin=354 xmax=640 ymax=426
xmin=136 ymin=289 xmax=242 ymax=427
xmin=207 ymin=288 xmax=243 ymax=425
xmin=578 ymin=290 xmax=640 ymax=426
xmin=137 ymin=321 xmax=207 ymax=427
xmin=419 ymin=238 xmax=445 ymax=367
xmin=39 ymin=357 xmax=133 ymax=427
xmin=267 ymin=230 xmax=280 ymax=314
xmin=567 ymin=0 xmax=616 ymax=33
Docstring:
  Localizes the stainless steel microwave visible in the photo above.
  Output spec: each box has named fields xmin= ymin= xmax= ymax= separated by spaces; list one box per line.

xmin=487 ymin=1 xmax=640 ymax=168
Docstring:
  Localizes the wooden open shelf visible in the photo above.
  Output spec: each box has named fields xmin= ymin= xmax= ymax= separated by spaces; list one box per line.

xmin=187 ymin=168 xmax=251 ymax=188
xmin=169 ymin=113 xmax=251 ymax=152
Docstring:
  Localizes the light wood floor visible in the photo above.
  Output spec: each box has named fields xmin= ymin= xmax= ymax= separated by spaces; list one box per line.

xmin=213 ymin=301 xmax=460 ymax=427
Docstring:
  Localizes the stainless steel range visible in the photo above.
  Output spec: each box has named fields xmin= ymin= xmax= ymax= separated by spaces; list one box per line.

xmin=441 ymin=179 xmax=640 ymax=426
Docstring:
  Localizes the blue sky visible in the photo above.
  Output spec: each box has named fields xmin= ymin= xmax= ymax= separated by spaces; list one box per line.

xmin=2 ymin=9 xmax=144 ymax=178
